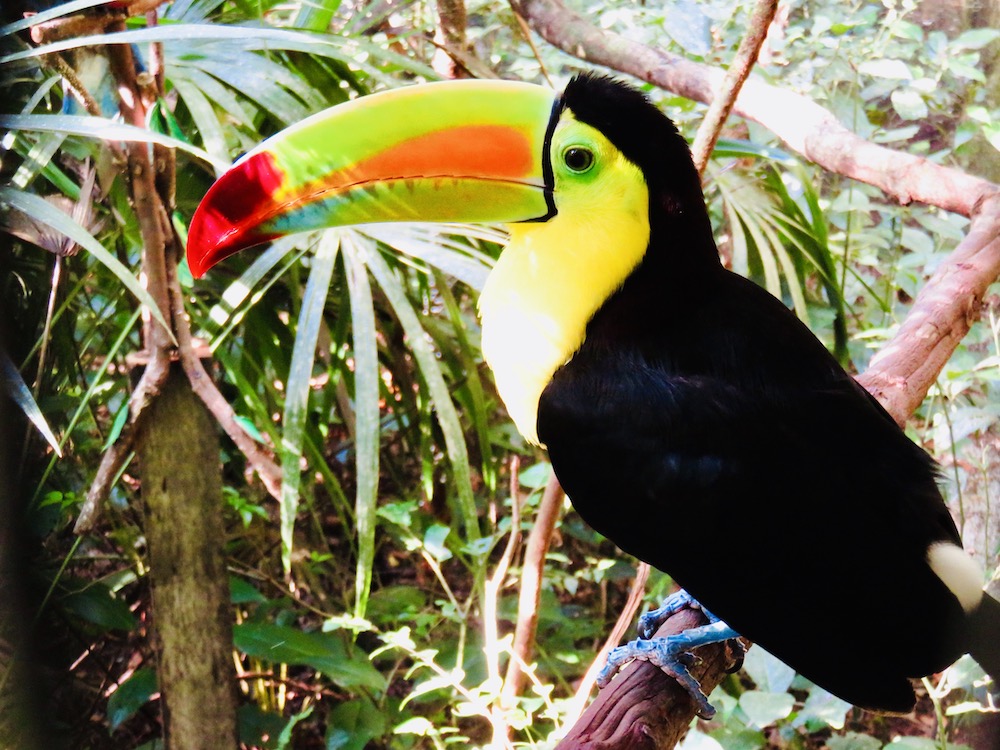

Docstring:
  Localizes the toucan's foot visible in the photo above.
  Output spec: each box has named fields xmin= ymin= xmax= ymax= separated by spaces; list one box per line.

xmin=598 ymin=614 xmax=740 ymax=719
xmin=638 ymin=589 xmax=702 ymax=638
xmin=640 ymin=589 xmax=746 ymax=673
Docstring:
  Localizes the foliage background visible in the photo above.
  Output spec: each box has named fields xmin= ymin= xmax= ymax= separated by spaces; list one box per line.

xmin=1 ymin=0 xmax=999 ymax=748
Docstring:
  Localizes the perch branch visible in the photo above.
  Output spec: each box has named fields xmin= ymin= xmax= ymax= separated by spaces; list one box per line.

xmin=560 ymin=561 xmax=651 ymax=730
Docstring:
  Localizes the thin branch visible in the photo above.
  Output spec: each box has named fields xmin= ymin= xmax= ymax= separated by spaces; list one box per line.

xmin=26 ymin=0 xmax=168 ymax=44
xmin=509 ymin=4 xmax=554 ymax=89
xmin=77 ymin=38 xmax=174 ymax=533
xmin=501 ymin=472 xmax=564 ymax=705
xmin=690 ymin=0 xmax=777 ymax=175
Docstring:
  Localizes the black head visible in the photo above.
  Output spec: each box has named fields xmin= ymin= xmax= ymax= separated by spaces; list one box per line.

xmin=559 ymin=73 xmax=719 ymax=270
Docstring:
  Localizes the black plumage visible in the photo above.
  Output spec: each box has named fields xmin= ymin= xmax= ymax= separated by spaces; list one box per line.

xmin=536 ymin=74 xmax=996 ymax=712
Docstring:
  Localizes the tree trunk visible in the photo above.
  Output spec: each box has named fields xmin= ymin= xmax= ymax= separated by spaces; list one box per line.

xmin=139 ymin=364 xmax=239 ymax=750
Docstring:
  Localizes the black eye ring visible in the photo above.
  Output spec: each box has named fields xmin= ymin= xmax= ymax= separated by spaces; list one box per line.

xmin=563 ymin=146 xmax=595 ymax=173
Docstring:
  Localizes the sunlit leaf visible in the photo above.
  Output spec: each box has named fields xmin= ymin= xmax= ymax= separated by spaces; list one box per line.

xmin=0 ymin=115 xmax=226 ymax=175
xmin=1 ymin=349 xmax=61 ymax=456
xmin=107 ymin=668 xmax=158 ymax=732
xmin=342 ymin=234 xmax=380 ymax=618
xmin=277 ymin=232 xmax=339 ymax=572
xmin=233 ymin=622 xmax=386 ymax=692
xmin=364 ymin=246 xmax=481 ymax=541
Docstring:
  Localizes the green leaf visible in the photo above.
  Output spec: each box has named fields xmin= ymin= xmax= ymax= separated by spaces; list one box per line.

xmin=742 ymin=646 xmax=795 ymax=693
xmin=0 ymin=23 xmax=437 ymax=82
xmin=342 ymin=236 xmax=380 ymax=619
xmin=982 ymin=123 xmax=1000 ymax=153
xmin=0 ymin=0 xmax=108 ymax=37
xmin=518 ymin=461 xmax=552 ymax=490
xmin=890 ymin=89 xmax=928 ymax=121
xmin=1 ymin=349 xmax=61 ymax=456
xmin=102 ymin=401 xmax=130 ymax=451
xmin=953 ymin=28 xmax=1000 ymax=50
xmin=278 ymin=232 xmax=339 ymax=574
xmin=0 ymin=188 xmax=175 ymax=344
xmin=294 ymin=0 xmax=342 ymax=32
xmin=363 ymin=243 xmax=480 ymax=540
xmin=326 ymin=697 xmax=386 ymax=750
xmin=275 ymin=705 xmax=313 ymax=750
xmin=738 ymin=690 xmax=794 ymax=729
xmin=423 ymin=524 xmax=452 ymax=561
xmin=108 ymin=668 xmax=158 ymax=732
xmin=0 ymin=115 xmax=226 ymax=175
xmin=828 ymin=733 xmax=884 ymax=750
xmin=364 ymin=225 xmax=494 ymax=291
xmin=233 ymin=622 xmax=386 ymax=692
xmin=233 ymin=415 xmax=266 ymax=443
xmin=858 ymin=59 xmax=912 ymax=80
xmin=229 ymin=576 xmax=267 ymax=604
xmin=794 ymin=685 xmax=852 ymax=730
xmin=61 ymin=582 xmax=137 ymax=633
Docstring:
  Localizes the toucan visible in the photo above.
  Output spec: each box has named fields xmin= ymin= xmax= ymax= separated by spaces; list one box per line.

xmin=187 ymin=73 xmax=1000 ymax=716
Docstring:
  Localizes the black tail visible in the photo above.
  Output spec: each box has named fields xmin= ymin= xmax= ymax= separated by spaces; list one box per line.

xmin=969 ymin=593 xmax=1000 ymax=689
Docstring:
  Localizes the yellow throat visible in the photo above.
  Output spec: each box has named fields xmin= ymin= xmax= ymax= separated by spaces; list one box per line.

xmin=478 ymin=115 xmax=650 ymax=444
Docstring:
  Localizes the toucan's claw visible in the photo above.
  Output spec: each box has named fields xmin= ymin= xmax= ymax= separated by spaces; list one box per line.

xmin=597 ymin=619 xmax=740 ymax=719
xmin=639 ymin=589 xmax=700 ymax=638
xmin=726 ymin=638 xmax=747 ymax=674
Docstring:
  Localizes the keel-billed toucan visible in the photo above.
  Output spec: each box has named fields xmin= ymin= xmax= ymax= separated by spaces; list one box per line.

xmin=188 ymin=74 xmax=1000 ymax=714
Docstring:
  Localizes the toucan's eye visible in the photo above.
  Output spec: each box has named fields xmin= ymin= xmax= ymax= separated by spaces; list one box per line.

xmin=563 ymin=146 xmax=595 ymax=173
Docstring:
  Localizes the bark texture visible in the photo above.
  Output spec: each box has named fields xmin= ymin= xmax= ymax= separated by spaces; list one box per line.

xmin=555 ymin=609 xmax=741 ymax=750
xmin=140 ymin=365 xmax=239 ymax=750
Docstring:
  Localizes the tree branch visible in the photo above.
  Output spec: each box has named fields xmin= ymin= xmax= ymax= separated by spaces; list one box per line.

xmin=502 ymin=473 xmax=565 ymax=703
xmin=510 ymin=0 xmax=997 ymax=218
xmin=858 ymin=194 xmax=1000 ymax=425
xmin=690 ymin=0 xmax=777 ymax=175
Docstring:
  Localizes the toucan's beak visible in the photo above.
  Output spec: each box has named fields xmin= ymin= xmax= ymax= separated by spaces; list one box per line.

xmin=187 ymin=80 xmax=557 ymax=277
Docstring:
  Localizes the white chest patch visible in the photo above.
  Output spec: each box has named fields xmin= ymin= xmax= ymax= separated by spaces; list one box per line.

xmin=927 ymin=542 xmax=984 ymax=614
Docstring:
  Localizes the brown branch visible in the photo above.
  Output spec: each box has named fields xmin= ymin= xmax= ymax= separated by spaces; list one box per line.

xmin=858 ymin=193 xmax=1000 ymax=425
xmin=690 ymin=0 xmax=777 ymax=175
xmin=76 ymin=38 xmax=175 ymax=533
xmin=27 ymin=0 xmax=168 ymax=44
xmin=486 ymin=457 xmax=524 ymax=745
xmin=555 ymin=608 xmax=745 ymax=750
xmin=164 ymin=211 xmax=283 ymax=503
xmin=501 ymin=472 xmax=564 ymax=704
xmin=561 ymin=561 xmax=651 ymax=728
xmin=75 ymin=19 xmax=281 ymax=532
xmin=433 ymin=0 xmax=470 ymax=79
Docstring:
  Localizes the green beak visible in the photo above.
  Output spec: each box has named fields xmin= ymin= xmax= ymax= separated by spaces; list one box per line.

xmin=187 ymin=80 xmax=557 ymax=277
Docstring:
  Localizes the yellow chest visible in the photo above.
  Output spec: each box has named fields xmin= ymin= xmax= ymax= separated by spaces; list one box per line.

xmin=478 ymin=198 xmax=650 ymax=445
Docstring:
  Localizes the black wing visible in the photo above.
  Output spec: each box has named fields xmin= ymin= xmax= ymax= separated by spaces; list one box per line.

xmin=537 ymin=270 xmax=966 ymax=712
